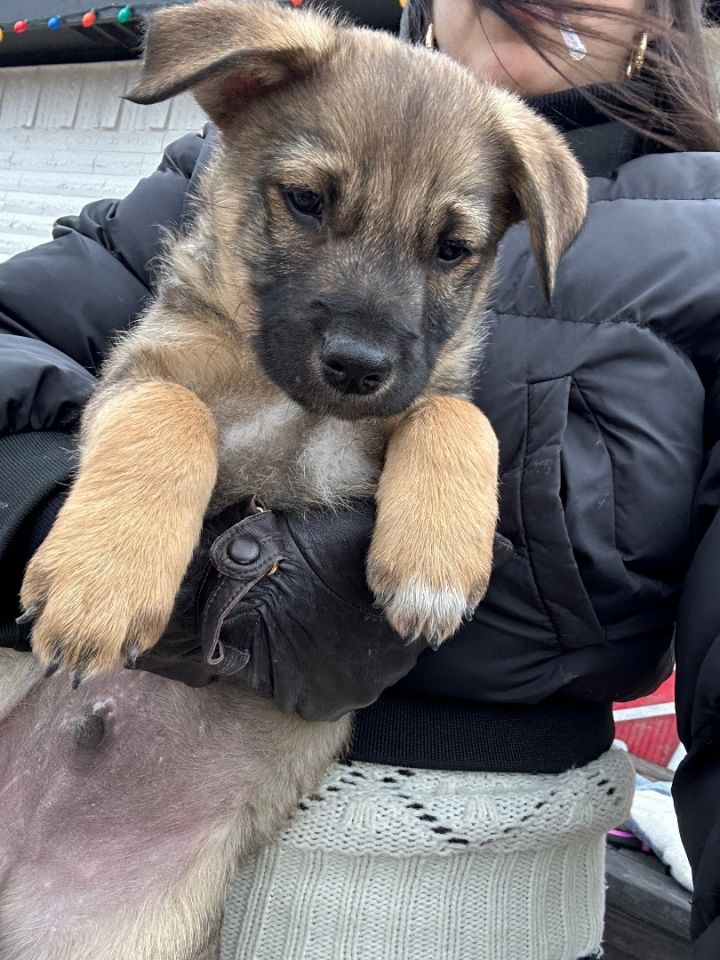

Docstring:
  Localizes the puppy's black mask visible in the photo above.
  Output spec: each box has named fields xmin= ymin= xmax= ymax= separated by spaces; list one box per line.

xmin=251 ymin=246 xmax=458 ymax=420
xmin=246 ymin=165 xmax=490 ymax=421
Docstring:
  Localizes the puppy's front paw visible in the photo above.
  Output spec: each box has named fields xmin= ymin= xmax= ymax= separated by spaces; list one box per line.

xmin=369 ymin=395 xmax=499 ymax=648
xmin=367 ymin=533 xmax=492 ymax=650
xmin=21 ymin=512 xmax=177 ymax=680
xmin=370 ymin=575 xmax=483 ymax=649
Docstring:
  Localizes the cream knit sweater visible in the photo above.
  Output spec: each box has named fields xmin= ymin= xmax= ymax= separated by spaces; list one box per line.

xmin=221 ymin=749 xmax=633 ymax=960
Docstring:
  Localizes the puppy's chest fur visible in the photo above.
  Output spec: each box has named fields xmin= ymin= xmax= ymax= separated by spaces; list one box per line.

xmin=210 ymin=395 xmax=387 ymax=511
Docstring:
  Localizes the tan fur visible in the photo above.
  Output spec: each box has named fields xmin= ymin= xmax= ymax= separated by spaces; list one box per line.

xmin=22 ymin=382 xmax=218 ymax=674
xmin=368 ymin=396 xmax=499 ymax=646
xmin=10 ymin=2 xmax=588 ymax=956
xmin=127 ymin=0 xmax=336 ymax=124
xmin=490 ymin=91 xmax=588 ymax=299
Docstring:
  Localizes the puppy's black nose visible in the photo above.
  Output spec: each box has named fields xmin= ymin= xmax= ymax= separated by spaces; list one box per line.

xmin=320 ymin=337 xmax=392 ymax=395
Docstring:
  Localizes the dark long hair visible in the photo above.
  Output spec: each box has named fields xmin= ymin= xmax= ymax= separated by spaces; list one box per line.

xmin=401 ymin=0 xmax=720 ymax=152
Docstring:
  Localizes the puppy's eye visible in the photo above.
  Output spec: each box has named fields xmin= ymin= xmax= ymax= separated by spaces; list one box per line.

xmin=283 ymin=186 xmax=324 ymax=227
xmin=436 ymin=237 xmax=471 ymax=267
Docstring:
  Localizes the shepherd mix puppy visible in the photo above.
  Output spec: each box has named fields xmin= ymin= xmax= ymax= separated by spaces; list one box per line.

xmin=1 ymin=2 xmax=587 ymax=958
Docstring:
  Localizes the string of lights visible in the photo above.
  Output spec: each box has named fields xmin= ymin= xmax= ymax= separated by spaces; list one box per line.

xmin=0 ymin=5 xmax=142 ymax=41
xmin=0 ymin=0 xmax=407 ymax=44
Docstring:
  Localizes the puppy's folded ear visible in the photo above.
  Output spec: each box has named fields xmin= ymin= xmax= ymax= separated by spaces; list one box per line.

xmin=125 ymin=0 xmax=334 ymax=124
xmin=493 ymin=91 xmax=588 ymax=300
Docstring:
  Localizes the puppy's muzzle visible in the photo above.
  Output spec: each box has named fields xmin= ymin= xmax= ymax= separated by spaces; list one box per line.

xmin=320 ymin=335 xmax=392 ymax=396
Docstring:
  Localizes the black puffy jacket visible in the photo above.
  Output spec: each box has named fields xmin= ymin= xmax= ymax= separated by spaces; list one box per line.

xmin=1 ymin=105 xmax=720 ymax=952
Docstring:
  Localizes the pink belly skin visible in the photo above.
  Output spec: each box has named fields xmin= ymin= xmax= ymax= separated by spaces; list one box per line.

xmin=0 ymin=655 xmax=347 ymax=956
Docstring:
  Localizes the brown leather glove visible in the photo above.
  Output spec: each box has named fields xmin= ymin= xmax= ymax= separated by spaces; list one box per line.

xmin=134 ymin=498 xmax=513 ymax=721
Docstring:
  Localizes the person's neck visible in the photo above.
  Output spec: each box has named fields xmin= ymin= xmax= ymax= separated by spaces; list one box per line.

xmin=526 ymin=82 xmax=663 ymax=178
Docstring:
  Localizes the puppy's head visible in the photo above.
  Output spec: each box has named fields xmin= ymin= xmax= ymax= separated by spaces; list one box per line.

xmin=127 ymin=0 xmax=587 ymax=420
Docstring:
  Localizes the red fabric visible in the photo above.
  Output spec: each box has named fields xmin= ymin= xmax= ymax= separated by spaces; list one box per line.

xmin=613 ymin=674 xmax=679 ymax=766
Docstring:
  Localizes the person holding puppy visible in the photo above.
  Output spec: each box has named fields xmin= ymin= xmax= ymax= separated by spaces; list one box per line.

xmin=1 ymin=1 xmax=719 ymax=959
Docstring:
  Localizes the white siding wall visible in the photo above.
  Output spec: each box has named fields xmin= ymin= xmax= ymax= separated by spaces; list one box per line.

xmin=0 ymin=61 xmax=207 ymax=263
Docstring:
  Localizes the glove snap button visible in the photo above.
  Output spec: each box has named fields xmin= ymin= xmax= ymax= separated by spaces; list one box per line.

xmin=227 ymin=535 xmax=260 ymax=565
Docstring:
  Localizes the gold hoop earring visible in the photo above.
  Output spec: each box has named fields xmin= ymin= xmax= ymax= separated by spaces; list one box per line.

xmin=626 ymin=30 xmax=648 ymax=79
xmin=424 ymin=22 xmax=436 ymax=50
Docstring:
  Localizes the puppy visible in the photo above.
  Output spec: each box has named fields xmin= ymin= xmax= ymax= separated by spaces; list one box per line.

xmin=2 ymin=2 xmax=587 ymax=958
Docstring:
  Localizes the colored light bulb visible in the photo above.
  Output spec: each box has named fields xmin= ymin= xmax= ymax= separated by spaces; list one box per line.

xmin=117 ymin=5 xmax=133 ymax=24
xmin=0 ymin=27 xmax=4 ymax=42
xmin=13 ymin=20 xmax=29 ymax=33
xmin=81 ymin=10 xmax=97 ymax=27
xmin=48 ymin=16 xmax=62 ymax=29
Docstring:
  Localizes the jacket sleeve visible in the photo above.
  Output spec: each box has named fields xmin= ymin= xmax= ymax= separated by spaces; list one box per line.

xmin=674 ymin=478 xmax=720 ymax=957
xmin=671 ymin=249 xmax=720 ymax=955
xmin=0 ymin=129 xmax=208 ymax=646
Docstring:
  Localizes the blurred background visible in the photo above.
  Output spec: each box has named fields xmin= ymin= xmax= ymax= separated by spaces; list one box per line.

xmin=0 ymin=0 xmax=718 ymax=262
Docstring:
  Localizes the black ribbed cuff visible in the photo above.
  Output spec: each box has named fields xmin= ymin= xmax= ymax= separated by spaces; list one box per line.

xmin=0 ymin=431 xmax=76 ymax=647
xmin=350 ymin=693 xmax=615 ymax=774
